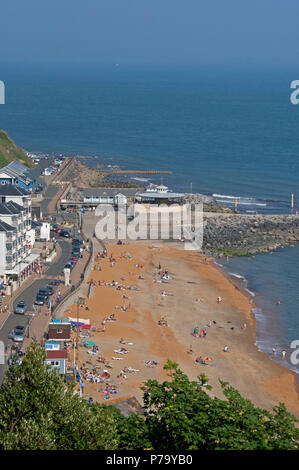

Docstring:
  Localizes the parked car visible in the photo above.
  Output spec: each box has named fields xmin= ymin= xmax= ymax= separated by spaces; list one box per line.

xmin=64 ymin=263 xmax=73 ymax=270
xmin=49 ymin=279 xmax=62 ymax=286
xmin=9 ymin=325 xmax=25 ymax=342
xmin=38 ymin=288 xmax=49 ymax=299
xmin=46 ymin=285 xmax=54 ymax=296
xmin=35 ymin=294 xmax=45 ymax=306
xmin=60 ymin=230 xmax=71 ymax=238
xmin=14 ymin=300 xmax=27 ymax=315
xmin=72 ymin=245 xmax=81 ymax=251
xmin=72 ymin=238 xmax=83 ymax=245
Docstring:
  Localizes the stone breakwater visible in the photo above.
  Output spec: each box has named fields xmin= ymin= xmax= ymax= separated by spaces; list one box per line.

xmin=202 ymin=213 xmax=299 ymax=255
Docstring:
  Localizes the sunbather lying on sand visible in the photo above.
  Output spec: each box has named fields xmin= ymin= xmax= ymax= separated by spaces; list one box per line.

xmin=114 ymin=348 xmax=129 ymax=354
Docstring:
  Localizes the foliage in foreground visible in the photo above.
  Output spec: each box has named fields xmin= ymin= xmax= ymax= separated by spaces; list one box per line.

xmin=139 ymin=362 xmax=299 ymax=450
xmin=0 ymin=342 xmax=119 ymax=450
xmin=0 ymin=344 xmax=297 ymax=450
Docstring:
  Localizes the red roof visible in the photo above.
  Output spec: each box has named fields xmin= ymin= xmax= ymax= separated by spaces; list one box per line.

xmin=48 ymin=330 xmax=71 ymax=340
xmin=46 ymin=350 xmax=68 ymax=359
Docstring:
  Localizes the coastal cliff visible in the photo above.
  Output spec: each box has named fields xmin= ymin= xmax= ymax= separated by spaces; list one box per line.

xmin=0 ymin=130 xmax=34 ymax=168
xmin=202 ymin=213 xmax=299 ymax=255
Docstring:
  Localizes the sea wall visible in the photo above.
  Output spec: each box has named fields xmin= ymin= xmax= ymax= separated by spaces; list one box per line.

xmin=202 ymin=213 xmax=299 ymax=254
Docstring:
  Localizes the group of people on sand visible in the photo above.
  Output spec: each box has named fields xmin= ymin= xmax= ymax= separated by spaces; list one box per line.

xmin=192 ymin=326 xmax=207 ymax=338
xmin=79 ymin=363 xmax=111 ymax=384
xmin=158 ymin=317 xmax=168 ymax=327
xmin=95 ymin=249 xmax=107 ymax=260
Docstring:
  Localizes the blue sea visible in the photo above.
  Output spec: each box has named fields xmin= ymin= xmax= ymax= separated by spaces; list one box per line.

xmin=0 ymin=63 xmax=298 ymax=374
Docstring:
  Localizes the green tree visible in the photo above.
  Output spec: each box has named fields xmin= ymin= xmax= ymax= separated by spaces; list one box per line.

xmin=1 ymin=346 xmax=297 ymax=451
xmin=141 ymin=361 xmax=299 ymax=450
xmin=0 ymin=341 xmax=119 ymax=450
xmin=105 ymin=405 xmax=152 ymax=450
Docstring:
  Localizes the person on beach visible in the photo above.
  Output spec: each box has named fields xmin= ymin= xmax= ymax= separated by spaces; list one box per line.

xmin=223 ymin=345 xmax=229 ymax=352
xmin=281 ymin=349 xmax=286 ymax=359
xmin=272 ymin=348 xmax=276 ymax=355
xmin=187 ymin=345 xmax=193 ymax=354
xmin=217 ymin=296 xmax=222 ymax=303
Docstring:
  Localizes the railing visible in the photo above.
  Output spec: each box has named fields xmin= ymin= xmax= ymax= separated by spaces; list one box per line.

xmin=51 ymin=240 xmax=93 ymax=315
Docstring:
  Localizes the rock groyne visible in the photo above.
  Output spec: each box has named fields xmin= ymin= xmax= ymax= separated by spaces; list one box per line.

xmin=202 ymin=213 xmax=299 ymax=255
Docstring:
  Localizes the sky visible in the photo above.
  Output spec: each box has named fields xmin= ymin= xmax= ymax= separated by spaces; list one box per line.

xmin=0 ymin=0 xmax=298 ymax=66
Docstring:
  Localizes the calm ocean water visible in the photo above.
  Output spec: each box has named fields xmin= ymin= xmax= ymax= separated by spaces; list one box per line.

xmin=0 ymin=64 xmax=298 ymax=373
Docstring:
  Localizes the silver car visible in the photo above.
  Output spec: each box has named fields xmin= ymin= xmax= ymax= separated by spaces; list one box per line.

xmin=9 ymin=326 xmax=25 ymax=342
xmin=14 ymin=300 xmax=27 ymax=315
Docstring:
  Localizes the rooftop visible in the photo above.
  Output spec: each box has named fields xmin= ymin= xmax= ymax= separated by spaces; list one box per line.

xmin=0 ymin=184 xmax=31 ymax=197
xmin=0 ymin=200 xmax=26 ymax=215
xmin=0 ymin=220 xmax=17 ymax=232
xmin=83 ymin=188 xmax=138 ymax=198
xmin=136 ymin=191 xmax=185 ymax=199
xmin=46 ymin=350 xmax=68 ymax=359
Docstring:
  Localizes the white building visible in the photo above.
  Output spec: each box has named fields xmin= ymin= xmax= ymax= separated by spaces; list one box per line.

xmin=0 ymin=185 xmax=40 ymax=279
xmin=82 ymin=188 xmax=138 ymax=206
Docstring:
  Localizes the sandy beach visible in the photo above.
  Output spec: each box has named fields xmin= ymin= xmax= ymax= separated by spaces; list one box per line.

xmin=62 ymin=242 xmax=298 ymax=418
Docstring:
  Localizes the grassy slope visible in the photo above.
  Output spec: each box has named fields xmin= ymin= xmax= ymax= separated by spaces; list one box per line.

xmin=0 ymin=130 xmax=34 ymax=168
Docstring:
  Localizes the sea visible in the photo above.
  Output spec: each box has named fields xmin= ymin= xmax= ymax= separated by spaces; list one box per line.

xmin=0 ymin=63 xmax=298 ymax=375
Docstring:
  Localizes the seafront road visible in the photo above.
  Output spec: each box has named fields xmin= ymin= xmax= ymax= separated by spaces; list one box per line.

xmin=0 ymin=156 xmax=90 ymax=383
xmin=0 ymin=238 xmax=71 ymax=383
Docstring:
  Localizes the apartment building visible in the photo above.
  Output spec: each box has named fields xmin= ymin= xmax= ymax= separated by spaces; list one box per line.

xmin=0 ymin=185 xmax=40 ymax=279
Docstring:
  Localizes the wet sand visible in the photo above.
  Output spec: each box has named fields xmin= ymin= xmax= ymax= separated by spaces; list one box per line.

xmin=64 ymin=243 xmax=298 ymax=417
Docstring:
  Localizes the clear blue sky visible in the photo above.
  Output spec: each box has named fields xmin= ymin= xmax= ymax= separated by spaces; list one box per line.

xmin=0 ymin=0 xmax=298 ymax=65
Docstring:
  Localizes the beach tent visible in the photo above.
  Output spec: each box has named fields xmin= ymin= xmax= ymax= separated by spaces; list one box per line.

xmin=82 ymin=339 xmax=97 ymax=347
